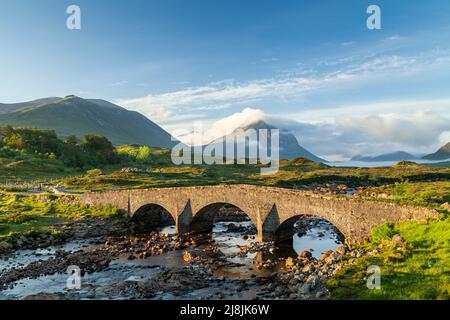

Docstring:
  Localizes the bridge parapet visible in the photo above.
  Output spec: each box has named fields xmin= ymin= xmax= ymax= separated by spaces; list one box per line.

xmin=80 ymin=185 xmax=439 ymax=244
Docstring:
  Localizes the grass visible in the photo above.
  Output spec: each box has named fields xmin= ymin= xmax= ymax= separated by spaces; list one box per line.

xmin=359 ymin=181 xmax=450 ymax=209
xmin=51 ymin=150 xmax=450 ymax=191
xmin=0 ymin=152 xmax=80 ymax=182
xmin=0 ymin=193 xmax=122 ymax=243
xmin=1 ymin=146 xmax=450 ymax=194
xmin=328 ymin=215 xmax=450 ymax=300
xmin=0 ymin=145 xmax=449 ymax=300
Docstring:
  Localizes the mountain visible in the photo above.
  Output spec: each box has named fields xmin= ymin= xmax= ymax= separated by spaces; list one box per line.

xmin=423 ymin=142 xmax=450 ymax=161
xmin=0 ymin=96 xmax=177 ymax=148
xmin=0 ymin=97 xmax=61 ymax=114
xmin=351 ymin=151 xmax=417 ymax=162
xmin=203 ymin=120 xmax=326 ymax=163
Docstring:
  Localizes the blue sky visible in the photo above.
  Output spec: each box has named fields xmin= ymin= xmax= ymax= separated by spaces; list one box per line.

xmin=1 ymin=0 xmax=450 ymax=159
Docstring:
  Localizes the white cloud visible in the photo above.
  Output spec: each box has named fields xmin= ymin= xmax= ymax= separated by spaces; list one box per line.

xmin=174 ymin=108 xmax=266 ymax=145
xmin=439 ymin=131 xmax=450 ymax=145
xmin=116 ymin=48 xmax=450 ymax=124
xmin=171 ymin=105 xmax=450 ymax=158
xmin=337 ymin=110 xmax=450 ymax=148
xmin=109 ymin=80 xmax=128 ymax=87
xmin=287 ymin=98 xmax=450 ymax=123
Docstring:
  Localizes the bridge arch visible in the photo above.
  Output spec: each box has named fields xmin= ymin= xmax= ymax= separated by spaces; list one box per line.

xmin=190 ymin=202 xmax=257 ymax=234
xmin=80 ymin=184 xmax=438 ymax=244
xmin=131 ymin=203 xmax=176 ymax=234
xmin=273 ymin=214 xmax=345 ymax=244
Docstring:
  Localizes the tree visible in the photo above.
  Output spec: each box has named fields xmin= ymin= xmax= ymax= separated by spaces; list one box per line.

xmin=82 ymin=134 xmax=118 ymax=165
xmin=136 ymin=146 xmax=151 ymax=162
xmin=66 ymin=135 xmax=79 ymax=146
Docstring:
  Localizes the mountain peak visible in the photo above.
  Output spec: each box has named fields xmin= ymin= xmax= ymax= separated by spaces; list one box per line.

xmin=423 ymin=142 xmax=450 ymax=161
xmin=212 ymin=118 xmax=326 ymax=162
xmin=240 ymin=120 xmax=275 ymax=131
xmin=0 ymin=96 xmax=177 ymax=148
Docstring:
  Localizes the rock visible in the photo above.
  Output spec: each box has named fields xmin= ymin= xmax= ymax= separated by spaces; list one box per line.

xmin=336 ymin=245 xmax=348 ymax=255
xmin=319 ymin=250 xmax=333 ymax=261
xmin=183 ymin=252 xmax=194 ymax=263
xmin=288 ymin=293 xmax=297 ymax=299
xmin=392 ymin=234 xmax=405 ymax=244
xmin=299 ymin=250 xmax=312 ymax=259
xmin=302 ymin=264 xmax=315 ymax=273
xmin=285 ymin=257 xmax=295 ymax=269
xmin=306 ymin=274 xmax=318 ymax=287
xmin=24 ymin=292 xmax=67 ymax=300
xmin=316 ymin=290 xmax=327 ymax=299
xmin=0 ymin=241 xmax=13 ymax=252
xmin=297 ymin=283 xmax=311 ymax=295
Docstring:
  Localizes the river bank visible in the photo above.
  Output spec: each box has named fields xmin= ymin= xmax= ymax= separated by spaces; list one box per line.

xmin=0 ymin=206 xmax=361 ymax=300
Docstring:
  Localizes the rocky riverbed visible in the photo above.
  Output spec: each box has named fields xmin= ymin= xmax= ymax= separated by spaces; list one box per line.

xmin=0 ymin=209 xmax=360 ymax=300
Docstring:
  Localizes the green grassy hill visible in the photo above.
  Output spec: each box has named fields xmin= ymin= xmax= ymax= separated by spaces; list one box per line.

xmin=0 ymin=97 xmax=61 ymax=115
xmin=0 ymin=96 xmax=177 ymax=148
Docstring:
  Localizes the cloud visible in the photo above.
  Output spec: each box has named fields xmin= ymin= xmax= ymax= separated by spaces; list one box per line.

xmin=174 ymin=108 xmax=266 ymax=145
xmin=172 ymin=105 xmax=450 ymax=159
xmin=337 ymin=111 xmax=450 ymax=147
xmin=286 ymin=98 xmax=450 ymax=123
xmin=109 ymin=80 xmax=128 ymax=87
xmin=116 ymin=48 xmax=450 ymax=123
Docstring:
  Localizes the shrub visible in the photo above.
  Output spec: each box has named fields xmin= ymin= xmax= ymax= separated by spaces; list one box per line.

xmin=85 ymin=169 xmax=103 ymax=177
xmin=136 ymin=146 xmax=151 ymax=162
xmin=371 ymin=223 xmax=396 ymax=242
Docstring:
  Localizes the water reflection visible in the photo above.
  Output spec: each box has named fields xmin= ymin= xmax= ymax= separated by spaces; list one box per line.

xmin=292 ymin=220 xmax=343 ymax=259
xmin=0 ymin=215 xmax=344 ymax=299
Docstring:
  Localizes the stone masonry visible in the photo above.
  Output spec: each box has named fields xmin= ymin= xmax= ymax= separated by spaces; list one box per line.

xmin=80 ymin=184 xmax=438 ymax=244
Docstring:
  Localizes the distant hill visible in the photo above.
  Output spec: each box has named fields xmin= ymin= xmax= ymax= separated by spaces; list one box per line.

xmin=351 ymin=151 xmax=417 ymax=162
xmin=203 ymin=120 xmax=326 ymax=163
xmin=423 ymin=142 xmax=450 ymax=161
xmin=0 ymin=96 xmax=177 ymax=148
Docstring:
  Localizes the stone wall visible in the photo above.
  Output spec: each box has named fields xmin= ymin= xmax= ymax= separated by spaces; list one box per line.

xmin=80 ymin=184 xmax=439 ymax=244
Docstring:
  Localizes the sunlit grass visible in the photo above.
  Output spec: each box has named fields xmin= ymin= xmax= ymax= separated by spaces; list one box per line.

xmin=0 ymin=193 xmax=122 ymax=242
xmin=328 ymin=216 xmax=450 ymax=300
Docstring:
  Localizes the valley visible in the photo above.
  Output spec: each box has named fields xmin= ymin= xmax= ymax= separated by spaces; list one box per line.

xmin=0 ymin=95 xmax=448 ymax=301
xmin=0 ymin=124 xmax=448 ymax=300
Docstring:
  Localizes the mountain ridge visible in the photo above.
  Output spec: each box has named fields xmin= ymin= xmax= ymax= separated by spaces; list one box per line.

xmin=204 ymin=120 xmax=326 ymax=162
xmin=351 ymin=151 xmax=417 ymax=162
xmin=423 ymin=142 xmax=450 ymax=161
xmin=0 ymin=96 xmax=177 ymax=148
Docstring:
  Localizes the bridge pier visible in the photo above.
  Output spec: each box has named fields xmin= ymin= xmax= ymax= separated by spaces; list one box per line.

xmin=258 ymin=205 xmax=280 ymax=242
xmin=176 ymin=201 xmax=193 ymax=234
xmin=80 ymin=185 xmax=439 ymax=244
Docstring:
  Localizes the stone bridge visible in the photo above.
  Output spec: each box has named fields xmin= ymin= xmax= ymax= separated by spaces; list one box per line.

xmin=80 ymin=185 xmax=438 ymax=244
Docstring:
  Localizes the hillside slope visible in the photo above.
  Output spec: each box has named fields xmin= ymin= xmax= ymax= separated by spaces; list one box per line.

xmin=0 ymin=96 xmax=177 ymax=148
xmin=203 ymin=120 xmax=326 ymax=162
xmin=423 ymin=142 xmax=450 ymax=161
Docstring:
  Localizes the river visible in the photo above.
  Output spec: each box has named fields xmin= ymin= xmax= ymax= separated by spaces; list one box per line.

xmin=0 ymin=216 xmax=343 ymax=300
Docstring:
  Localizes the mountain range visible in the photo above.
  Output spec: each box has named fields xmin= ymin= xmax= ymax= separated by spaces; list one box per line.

xmin=351 ymin=151 xmax=417 ymax=162
xmin=350 ymin=143 xmax=450 ymax=163
xmin=0 ymin=96 xmax=326 ymax=162
xmin=3 ymin=95 xmax=445 ymax=164
xmin=0 ymin=96 xmax=176 ymax=148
